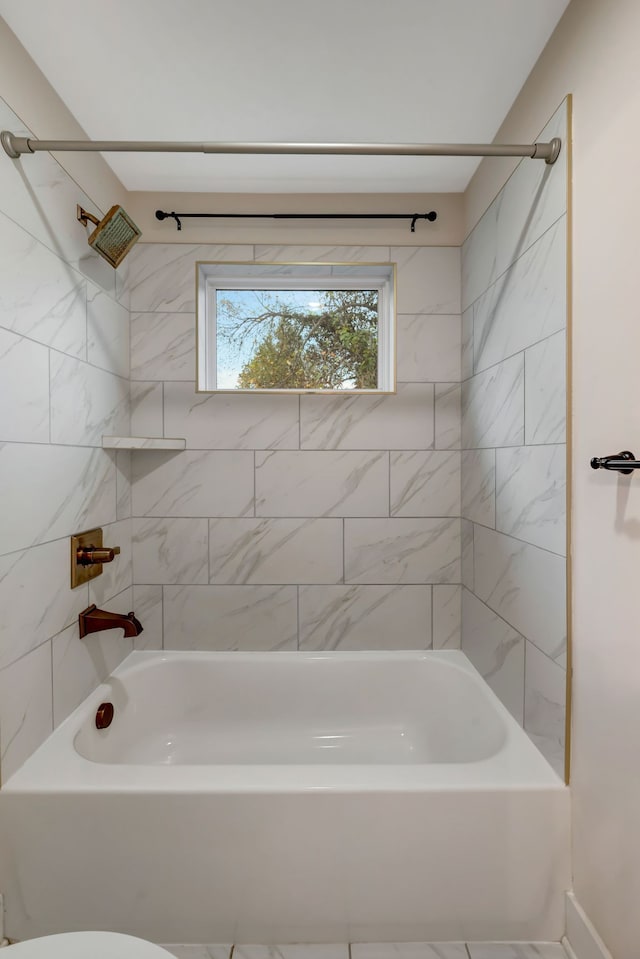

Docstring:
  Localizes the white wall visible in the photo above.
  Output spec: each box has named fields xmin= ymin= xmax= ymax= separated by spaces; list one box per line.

xmin=466 ymin=1 xmax=640 ymax=956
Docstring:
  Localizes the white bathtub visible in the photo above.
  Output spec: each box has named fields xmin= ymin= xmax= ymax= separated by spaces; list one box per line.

xmin=0 ymin=650 xmax=569 ymax=943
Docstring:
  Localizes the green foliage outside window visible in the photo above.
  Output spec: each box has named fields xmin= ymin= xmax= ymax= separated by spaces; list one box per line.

xmin=217 ymin=289 xmax=379 ymax=390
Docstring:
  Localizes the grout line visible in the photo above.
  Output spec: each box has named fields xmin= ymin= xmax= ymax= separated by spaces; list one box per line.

xmin=342 ymin=518 xmax=346 ymax=584
xmin=296 ymin=585 xmax=300 ymax=650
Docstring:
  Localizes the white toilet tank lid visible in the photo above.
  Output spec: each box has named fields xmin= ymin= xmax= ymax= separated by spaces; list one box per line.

xmin=5 ymin=932 xmax=175 ymax=959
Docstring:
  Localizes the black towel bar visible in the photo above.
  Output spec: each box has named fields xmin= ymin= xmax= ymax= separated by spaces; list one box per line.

xmin=590 ymin=450 xmax=640 ymax=474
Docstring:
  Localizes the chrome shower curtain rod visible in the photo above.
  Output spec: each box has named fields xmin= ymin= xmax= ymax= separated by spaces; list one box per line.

xmin=0 ymin=132 xmax=562 ymax=164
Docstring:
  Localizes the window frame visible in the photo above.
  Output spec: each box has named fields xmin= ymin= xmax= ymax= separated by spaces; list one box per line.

xmin=196 ymin=261 xmax=396 ymax=394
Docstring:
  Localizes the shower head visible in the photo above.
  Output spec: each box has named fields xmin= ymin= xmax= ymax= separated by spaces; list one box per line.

xmin=77 ymin=204 xmax=141 ymax=268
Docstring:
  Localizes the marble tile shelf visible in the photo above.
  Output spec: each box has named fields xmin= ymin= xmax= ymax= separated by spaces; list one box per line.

xmin=102 ymin=436 xmax=186 ymax=451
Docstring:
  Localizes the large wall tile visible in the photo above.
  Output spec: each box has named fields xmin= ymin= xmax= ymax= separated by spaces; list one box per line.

xmin=345 ymin=518 xmax=460 ymax=584
xmin=52 ymin=590 xmax=133 ymax=727
xmin=473 ymin=525 xmax=566 ymax=665
xmin=131 ymin=312 xmax=195 ymax=381
xmin=256 ymin=450 xmax=388 ymax=517
xmin=115 ymin=450 xmax=132 ymax=521
xmin=461 ymin=306 xmax=474 ymax=380
xmin=254 ymin=245 xmax=389 ymax=263
xmin=163 ymin=382 xmax=299 ymax=450
xmin=209 ymin=518 xmax=343 ymax=584
xmin=0 ymin=539 xmax=89 ymax=669
xmin=128 ymin=243 xmax=253 ymax=313
xmin=132 ymin=450 xmax=253 ymax=518
xmin=461 ymin=449 xmax=496 ymax=526
xmin=130 ymin=381 xmax=163 ymax=437
xmin=472 ymin=218 xmax=566 ymax=374
xmin=496 ymin=445 xmax=566 ymax=555
xmin=50 ymin=354 xmax=129 ymax=446
xmin=390 ymin=451 xmax=460 ymax=517
xmin=461 ymin=588 xmax=525 ymax=724
xmin=434 ymin=383 xmax=461 ymax=450
xmin=0 ymin=641 xmax=52 ymax=782
xmin=461 ymin=519 xmax=474 ymax=591
xmin=392 ymin=247 xmax=460 ymax=314
xmin=0 ymin=328 xmax=49 ymax=443
xmin=461 ymin=354 xmax=524 ymax=449
xmin=114 ymin=258 xmax=131 ymax=310
xmin=525 ymin=331 xmax=566 ymax=444
xmin=0 ymin=208 xmax=86 ymax=358
xmin=133 ymin=584 xmax=163 ymax=650
xmin=462 ymin=103 xmax=567 ymax=310
xmin=132 ymin=517 xmax=208 ymax=584
xmin=524 ymin=642 xmax=566 ymax=778
xmin=300 ymin=384 xmax=434 ymax=450
xmin=87 ymin=282 xmax=130 ymax=378
xmin=0 ymin=444 xmax=116 ymax=556
xmin=433 ymin=584 xmax=462 ymax=649
xmin=299 ymin=585 xmax=431 ymax=650
xmin=163 ymin=585 xmax=297 ymax=651
xmin=396 ymin=314 xmax=461 ymax=382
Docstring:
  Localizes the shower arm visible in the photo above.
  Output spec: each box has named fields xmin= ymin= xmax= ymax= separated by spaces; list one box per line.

xmin=0 ymin=132 xmax=562 ymax=164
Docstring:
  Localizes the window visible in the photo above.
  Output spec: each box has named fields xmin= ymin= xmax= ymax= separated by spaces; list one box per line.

xmin=196 ymin=262 xmax=395 ymax=393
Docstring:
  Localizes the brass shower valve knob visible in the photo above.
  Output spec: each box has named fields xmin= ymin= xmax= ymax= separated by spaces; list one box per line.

xmin=70 ymin=528 xmax=121 ymax=588
xmin=77 ymin=545 xmax=121 ymax=566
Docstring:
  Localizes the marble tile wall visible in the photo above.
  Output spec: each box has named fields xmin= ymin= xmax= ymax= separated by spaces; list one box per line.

xmin=460 ymin=102 xmax=568 ymax=777
xmin=0 ymin=98 xmax=133 ymax=782
xmin=128 ymin=242 xmax=462 ymax=655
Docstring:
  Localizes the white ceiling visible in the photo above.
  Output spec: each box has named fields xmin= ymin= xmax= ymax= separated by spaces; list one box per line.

xmin=0 ymin=0 xmax=569 ymax=193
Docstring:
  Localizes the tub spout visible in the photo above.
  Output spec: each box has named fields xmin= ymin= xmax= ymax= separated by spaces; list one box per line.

xmin=79 ymin=604 xmax=143 ymax=639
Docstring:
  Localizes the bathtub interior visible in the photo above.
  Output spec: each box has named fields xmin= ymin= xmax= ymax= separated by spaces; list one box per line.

xmin=72 ymin=650 xmax=509 ymax=766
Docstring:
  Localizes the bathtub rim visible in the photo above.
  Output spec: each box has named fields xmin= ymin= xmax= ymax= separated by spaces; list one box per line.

xmin=2 ymin=649 xmax=564 ymax=793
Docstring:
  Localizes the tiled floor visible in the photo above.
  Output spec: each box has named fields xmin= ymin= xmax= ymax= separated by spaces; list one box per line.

xmin=163 ymin=942 xmax=569 ymax=959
